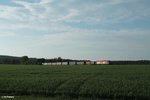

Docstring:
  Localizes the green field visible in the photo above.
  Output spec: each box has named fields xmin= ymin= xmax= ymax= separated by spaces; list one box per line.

xmin=0 ymin=65 xmax=150 ymax=100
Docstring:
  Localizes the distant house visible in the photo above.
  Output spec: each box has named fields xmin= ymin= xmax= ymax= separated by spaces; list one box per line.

xmin=96 ymin=60 xmax=110 ymax=65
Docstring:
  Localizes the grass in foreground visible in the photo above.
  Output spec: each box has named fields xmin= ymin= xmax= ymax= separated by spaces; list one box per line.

xmin=0 ymin=64 xmax=150 ymax=100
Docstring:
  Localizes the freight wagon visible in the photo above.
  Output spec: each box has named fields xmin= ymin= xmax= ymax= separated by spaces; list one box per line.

xmin=96 ymin=60 xmax=110 ymax=65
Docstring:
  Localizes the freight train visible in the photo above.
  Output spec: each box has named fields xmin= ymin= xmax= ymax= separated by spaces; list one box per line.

xmin=42 ymin=60 xmax=110 ymax=65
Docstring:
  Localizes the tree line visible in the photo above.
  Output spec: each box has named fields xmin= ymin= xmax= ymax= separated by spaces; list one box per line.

xmin=110 ymin=60 xmax=150 ymax=65
xmin=0 ymin=55 xmax=77 ymax=65
xmin=0 ymin=55 xmax=150 ymax=65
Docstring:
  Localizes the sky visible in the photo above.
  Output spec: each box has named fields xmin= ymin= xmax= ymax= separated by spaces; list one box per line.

xmin=0 ymin=0 xmax=150 ymax=60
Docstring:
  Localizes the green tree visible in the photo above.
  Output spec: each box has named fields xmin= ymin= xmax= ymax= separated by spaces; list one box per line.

xmin=21 ymin=56 xmax=29 ymax=64
xmin=58 ymin=57 xmax=62 ymax=62
xmin=37 ymin=58 xmax=45 ymax=65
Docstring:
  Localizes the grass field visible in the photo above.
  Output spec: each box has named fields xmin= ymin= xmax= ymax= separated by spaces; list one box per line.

xmin=0 ymin=64 xmax=150 ymax=100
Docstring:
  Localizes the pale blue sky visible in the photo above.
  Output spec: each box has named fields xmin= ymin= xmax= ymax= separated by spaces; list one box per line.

xmin=0 ymin=0 xmax=150 ymax=60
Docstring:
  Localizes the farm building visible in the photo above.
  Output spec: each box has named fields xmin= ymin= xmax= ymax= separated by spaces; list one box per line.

xmin=96 ymin=60 xmax=110 ymax=64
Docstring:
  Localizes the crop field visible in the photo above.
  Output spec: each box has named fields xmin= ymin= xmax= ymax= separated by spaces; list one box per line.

xmin=0 ymin=64 xmax=150 ymax=100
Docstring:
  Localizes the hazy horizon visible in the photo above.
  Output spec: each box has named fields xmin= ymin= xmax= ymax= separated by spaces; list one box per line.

xmin=0 ymin=0 xmax=150 ymax=60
